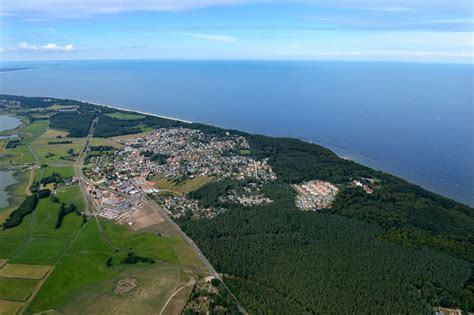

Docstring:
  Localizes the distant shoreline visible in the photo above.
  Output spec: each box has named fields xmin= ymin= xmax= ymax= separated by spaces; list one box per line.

xmin=78 ymin=100 xmax=193 ymax=124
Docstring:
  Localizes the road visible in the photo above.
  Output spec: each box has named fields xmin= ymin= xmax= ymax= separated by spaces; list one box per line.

xmin=73 ymin=117 xmax=246 ymax=314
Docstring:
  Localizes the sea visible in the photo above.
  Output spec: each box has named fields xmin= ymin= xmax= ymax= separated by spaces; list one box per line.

xmin=0 ymin=60 xmax=472 ymax=206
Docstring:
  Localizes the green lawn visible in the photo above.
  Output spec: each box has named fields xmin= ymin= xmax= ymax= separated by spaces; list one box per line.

xmin=32 ymin=197 xmax=82 ymax=238
xmin=55 ymin=185 xmax=85 ymax=212
xmin=153 ymin=176 xmax=213 ymax=194
xmin=0 ymin=278 xmax=39 ymax=302
xmin=0 ymin=214 xmax=32 ymax=259
xmin=41 ymin=166 xmax=75 ymax=179
xmin=19 ymin=120 xmax=49 ymax=144
xmin=26 ymin=220 xmax=120 ymax=313
xmin=105 ymin=112 xmax=145 ymax=120
xmin=11 ymin=238 xmax=70 ymax=264
xmin=0 ymin=238 xmax=23 ymax=259
xmin=102 ymin=220 xmax=180 ymax=264
xmin=1 ymin=142 xmax=36 ymax=165
xmin=31 ymin=128 xmax=85 ymax=166
xmin=0 ymin=120 xmax=48 ymax=167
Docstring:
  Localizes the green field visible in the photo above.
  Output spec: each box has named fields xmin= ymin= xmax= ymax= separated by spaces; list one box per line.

xmin=0 ymin=215 xmax=32 ymax=259
xmin=55 ymin=185 xmax=85 ymax=212
xmin=0 ymin=103 xmax=206 ymax=314
xmin=0 ymin=278 xmax=38 ymax=301
xmin=90 ymin=137 xmax=124 ymax=149
xmin=0 ymin=264 xmax=51 ymax=280
xmin=105 ymin=112 xmax=145 ymax=120
xmin=19 ymin=120 xmax=49 ymax=144
xmin=41 ymin=166 xmax=75 ymax=179
xmin=102 ymin=220 xmax=180 ymax=264
xmin=0 ymin=119 xmax=48 ymax=169
xmin=12 ymin=238 xmax=70 ymax=264
xmin=31 ymin=130 xmax=86 ymax=166
xmin=0 ymin=140 xmax=36 ymax=165
xmin=32 ymin=196 xmax=83 ymax=238
xmin=153 ymin=176 xmax=213 ymax=194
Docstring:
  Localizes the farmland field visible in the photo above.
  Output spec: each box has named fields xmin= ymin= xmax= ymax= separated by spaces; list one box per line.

xmin=41 ymin=166 xmax=75 ymax=179
xmin=62 ymin=264 xmax=188 ymax=315
xmin=31 ymin=129 xmax=86 ymax=166
xmin=0 ymin=278 xmax=38 ymax=301
xmin=19 ymin=120 xmax=48 ymax=144
xmin=0 ymin=264 xmax=51 ymax=280
xmin=153 ymin=176 xmax=213 ymax=194
xmin=11 ymin=238 xmax=70 ymax=264
xmin=0 ymin=300 xmax=23 ymax=314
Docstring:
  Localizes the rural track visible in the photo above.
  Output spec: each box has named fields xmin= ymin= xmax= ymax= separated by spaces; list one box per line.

xmin=159 ymin=278 xmax=196 ymax=315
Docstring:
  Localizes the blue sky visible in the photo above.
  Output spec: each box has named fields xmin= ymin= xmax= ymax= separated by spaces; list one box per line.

xmin=0 ymin=0 xmax=472 ymax=62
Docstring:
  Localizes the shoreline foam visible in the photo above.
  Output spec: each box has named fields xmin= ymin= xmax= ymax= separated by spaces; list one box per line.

xmin=78 ymin=100 xmax=193 ymax=124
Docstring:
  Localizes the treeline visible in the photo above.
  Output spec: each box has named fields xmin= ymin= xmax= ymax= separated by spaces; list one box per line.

xmin=247 ymin=134 xmax=474 ymax=262
xmin=183 ymin=133 xmax=474 ymax=312
xmin=47 ymin=140 xmax=73 ymax=145
xmin=142 ymin=151 xmax=168 ymax=165
xmin=181 ymin=182 xmax=472 ymax=314
xmin=0 ymin=94 xmax=84 ymax=109
xmin=189 ymin=179 xmax=253 ymax=208
xmin=89 ymin=145 xmax=115 ymax=152
xmin=5 ymin=140 xmax=21 ymax=148
xmin=5 ymin=94 xmax=474 ymax=312
xmin=93 ymin=112 xmax=181 ymax=137
xmin=40 ymin=172 xmax=68 ymax=185
xmin=2 ymin=195 xmax=38 ymax=229
xmin=184 ymin=279 xmax=241 ymax=315
xmin=55 ymin=203 xmax=80 ymax=229
xmin=247 ymin=134 xmax=375 ymax=184
xmin=94 ymin=109 xmax=244 ymax=138
xmin=50 ymin=111 xmax=95 ymax=137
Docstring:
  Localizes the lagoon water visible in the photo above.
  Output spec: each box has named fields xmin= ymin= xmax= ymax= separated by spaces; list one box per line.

xmin=0 ymin=171 xmax=16 ymax=208
xmin=0 ymin=60 xmax=472 ymax=206
xmin=0 ymin=115 xmax=21 ymax=208
xmin=0 ymin=115 xmax=21 ymax=132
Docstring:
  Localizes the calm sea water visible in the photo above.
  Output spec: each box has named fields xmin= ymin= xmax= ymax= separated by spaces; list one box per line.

xmin=0 ymin=60 xmax=472 ymax=206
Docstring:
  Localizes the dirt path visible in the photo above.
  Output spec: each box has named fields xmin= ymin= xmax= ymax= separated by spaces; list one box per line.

xmin=159 ymin=279 xmax=195 ymax=315
xmin=24 ymin=169 xmax=35 ymax=196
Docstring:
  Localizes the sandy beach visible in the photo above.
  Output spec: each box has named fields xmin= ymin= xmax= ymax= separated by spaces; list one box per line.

xmin=78 ymin=100 xmax=193 ymax=124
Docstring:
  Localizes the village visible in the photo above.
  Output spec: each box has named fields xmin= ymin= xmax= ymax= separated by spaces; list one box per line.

xmin=85 ymin=127 xmax=277 ymax=221
xmin=293 ymin=177 xmax=377 ymax=211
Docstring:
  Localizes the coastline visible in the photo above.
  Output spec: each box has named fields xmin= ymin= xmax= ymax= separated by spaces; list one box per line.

xmin=79 ymin=100 xmax=193 ymax=124
xmin=75 ymin=100 xmax=472 ymax=207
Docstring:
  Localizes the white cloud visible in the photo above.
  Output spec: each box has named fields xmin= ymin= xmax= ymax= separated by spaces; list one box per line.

xmin=1 ymin=42 xmax=75 ymax=52
xmin=0 ymin=0 xmax=241 ymax=18
xmin=177 ymin=32 xmax=237 ymax=43
xmin=0 ymin=0 xmax=472 ymax=22
xmin=366 ymin=6 xmax=413 ymax=12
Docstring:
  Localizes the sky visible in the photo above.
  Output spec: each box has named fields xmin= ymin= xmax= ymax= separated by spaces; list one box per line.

xmin=0 ymin=0 xmax=473 ymax=63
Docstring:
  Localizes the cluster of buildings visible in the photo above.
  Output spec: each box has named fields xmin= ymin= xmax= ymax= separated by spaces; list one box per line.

xmin=115 ymin=127 xmax=276 ymax=182
xmin=90 ymin=187 xmax=144 ymax=220
xmin=351 ymin=179 xmax=374 ymax=194
xmin=84 ymin=127 xmax=279 ymax=221
xmin=87 ymin=127 xmax=275 ymax=190
xmin=0 ymin=99 xmax=20 ymax=108
xmin=218 ymin=183 xmax=273 ymax=206
xmin=156 ymin=195 xmax=225 ymax=220
xmin=294 ymin=180 xmax=339 ymax=210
